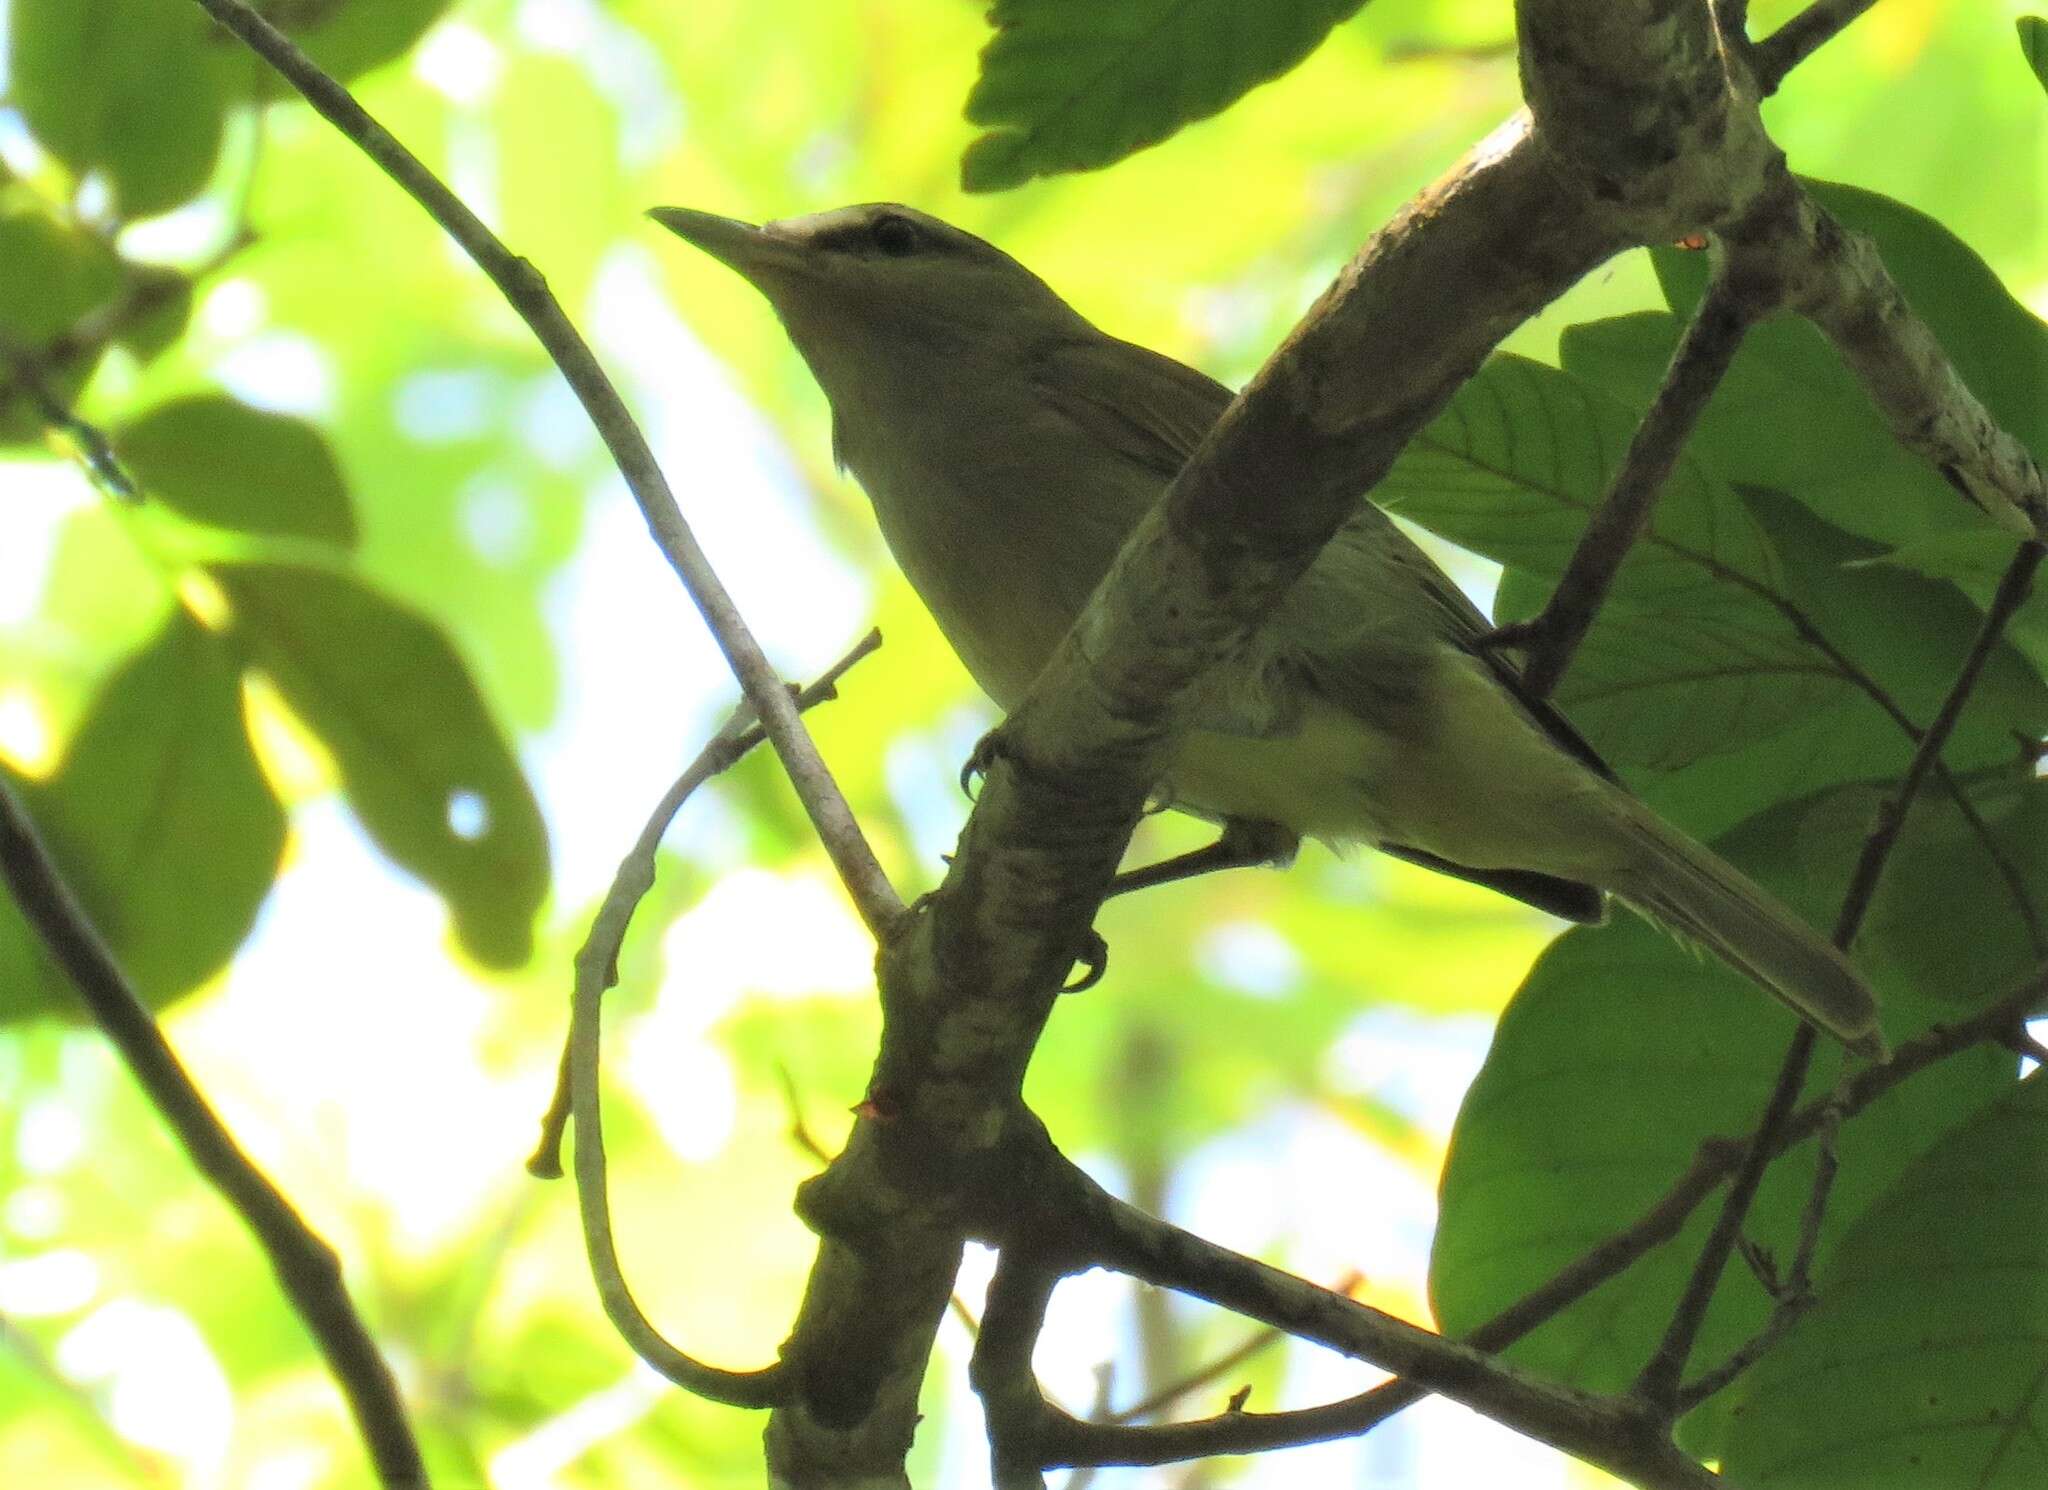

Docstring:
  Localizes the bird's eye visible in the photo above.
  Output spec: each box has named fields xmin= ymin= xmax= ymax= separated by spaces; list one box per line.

xmin=871 ymin=213 xmax=920 ymax=257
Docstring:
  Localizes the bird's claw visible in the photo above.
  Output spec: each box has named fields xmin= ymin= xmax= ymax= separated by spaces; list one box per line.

xmin=960 ymin=727 xmax=1008 ymax=800
xmin=1063 ymin=930 xmax=1108 ymax=993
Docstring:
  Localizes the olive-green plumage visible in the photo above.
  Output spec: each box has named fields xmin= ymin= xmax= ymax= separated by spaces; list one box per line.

xmin=654 ymin=202 xmax=1883 ymax=1059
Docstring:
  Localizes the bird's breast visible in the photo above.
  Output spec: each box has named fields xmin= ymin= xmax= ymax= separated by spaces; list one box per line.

xmin=836 ymin=387 xmax=1160 ymax=709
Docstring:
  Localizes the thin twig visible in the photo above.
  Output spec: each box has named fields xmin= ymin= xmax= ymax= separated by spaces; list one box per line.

xmin=1834 ymin=542 xmax=2047 ymax=938
xmin=1505 ymin=256 xmax=1759 ymax=698
xmin=1103 ymin=1272 xmax=1363 ymax=1425
xmin=1674 ymin=1091 xmax=1841 ymax=1411
xmin=0 ymin=779 xmax=427 ymax=1489
xmin=0 ymin=338 xmax=138 ymax=498
xmin=189 ymin=0 xmax=906 ymax=938
xmin=1753 ymin=0 xmax=1879 ymax=93
xmin=527 ymin=627 xmax=879 ymax=1177
xmin=1633 ymin=1024 xmax=1816 ymax=1409
xmin=1637 ymin=538 xmax=2046 ymax=1411
xmin=527 ymin=633 xmax=877 ymax=1404
xmin=1043 ymin=1163 xmax=1718 ymax=1489
xmin=1030 ymin=961 xmax=2048 ymax=1467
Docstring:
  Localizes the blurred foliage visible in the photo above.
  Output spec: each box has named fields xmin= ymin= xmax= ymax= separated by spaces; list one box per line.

xmin=0 ymin=0 xmax=2041 ymax=1487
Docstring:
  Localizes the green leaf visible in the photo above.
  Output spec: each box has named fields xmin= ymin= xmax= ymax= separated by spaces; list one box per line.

xmin=1381 ymin=353 xmax=1781 ymax=599
xmin=0 ymin=611 xmax=285 ymax=1022
xmin=0 ymin=200 xmax=123 ymax=443
xmin=1380 ymin=354 xmax=1840 ymax=780
xmin=116 ymin=395 xmax=359 ymax=547
xmin=211 ymin=563 xmax=549 ymax=968
xmin=1430 ymin=784 xmax=2038 ymax=1454
xmin=7 ymin=0 xmax=239 ymax=217
xmin=2020 ymin=16 xmax=2048 ymax=97
xmin=1648 ymin=179 xmax=2048 ymax=549
xmin=961 ymin=0 xmax=1367 ymax=191
xmin=277 ymin=0 xmax=459 ymax=84
xmin=1580 ymin=494 xmax=2048 ymax=842
xmin=1720 ymin=1073 xmax=2048 ymax=1488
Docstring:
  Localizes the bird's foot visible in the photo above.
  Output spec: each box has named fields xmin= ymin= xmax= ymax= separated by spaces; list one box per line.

xmin=1063 ymin=929 xmax=1109 ymax=993
xmin=1105 ymin=817 xmax=1298 ymax=899
xmin=959 ymin=725 xmax=1009 ymax=800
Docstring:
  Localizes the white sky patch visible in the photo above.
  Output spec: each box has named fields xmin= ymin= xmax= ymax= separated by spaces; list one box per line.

xmin=0 ymin=687 xmax=52 ymax=773
xmin=213 ymin=333 xmax=336 ymax=417
xmin=0 ymin=1248 xmax=99 ymax=1316
xmin=1195 ymin=919 xmax=1303 ymax=999
xmin=584 ymin=244 xmax=870 ymax=669
xmin=1326 ymin=1008 xmax=1495 ymax=1136
xmin=3 ymin=1184 xmax=66 ymax=1243
xmin=198 ymin=276 xmax=269 ymax=341
xmin=458 ymin=474 xmax=535 ymax=567
xmin=393 ymin=367 xmax=501 ymax=443
xmin=515 ymin=0 xmax=679 ymax=165
xmin=175 ymin=800 xmax=545 ymax=1259
xmin=0 ymin=461 xmax=93 ymax=625
xmin=57 ymin=1298 xmax=233 ymax=1471
xmin=654 ymin=869 xmax=875 ymax=1026
xmin=15 ymin=1098 xmax=87 ymax=1174
xmin=411 ymin=21 xmax=504 ymax=107
xmin=489 ymin=1361 xmax=669 ymax=1489
xmin=120 ymin=197 xmax=231 ymax=264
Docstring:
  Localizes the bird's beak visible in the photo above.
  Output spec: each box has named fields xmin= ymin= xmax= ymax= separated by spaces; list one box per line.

xmin=647 ymin=207 xmax=809 ymax=286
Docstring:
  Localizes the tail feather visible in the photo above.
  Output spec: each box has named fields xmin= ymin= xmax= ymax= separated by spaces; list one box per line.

xmin=1611 ymin=806 xmax=1886 ymax=1060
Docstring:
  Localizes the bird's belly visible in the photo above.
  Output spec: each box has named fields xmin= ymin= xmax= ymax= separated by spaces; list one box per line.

xmin=1167 ymin=662 xmax=1625 ymax=880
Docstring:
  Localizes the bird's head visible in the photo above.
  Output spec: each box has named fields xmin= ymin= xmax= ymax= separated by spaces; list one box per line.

xmin=650 ymin=203 xmax=1084 ymax=400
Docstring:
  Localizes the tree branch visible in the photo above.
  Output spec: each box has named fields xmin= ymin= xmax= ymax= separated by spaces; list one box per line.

xmin=0 ymin=779 xmax=427 ymax=1489
xmin=1754 ymin=0 xmax=1880 ymax=93
xmin=1499 ymin=249 xmax=1761 ymax=697
xmin=188 ymin=0 xmax=904 ymax=939
xmin=1032 ymin=1158 xmax=1719 ymax=1490
xmin=1733 ymin=180 xmax=2047 ymax=537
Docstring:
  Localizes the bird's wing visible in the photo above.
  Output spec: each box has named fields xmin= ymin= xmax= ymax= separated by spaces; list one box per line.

xmin=1031 ymin=334 xmax=1232 ymax=482
xmin=1033 ymin=334 xmax=1614 ymax=780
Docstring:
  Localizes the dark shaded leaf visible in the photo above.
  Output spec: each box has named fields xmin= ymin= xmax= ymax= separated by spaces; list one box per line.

xmin=1430 ymin=782 xmax=2040 ymax=1454
xmin=1720 ymin=1073 xmax=2048 ymax=1488
xmin=0 ymin=611 xmax=285 ymax=1021
xmin=2019 ymin=16 xmax=2048 ymax=98
xmin=8 ymin=0 xmax=238 ymax=217
xmin=962 ymin=0 xmax=1367 ymax=191
xmin=212 ymin=563 xmax=548 ymax=968
xmin=117 ymin=395 xmax=358 ymax=546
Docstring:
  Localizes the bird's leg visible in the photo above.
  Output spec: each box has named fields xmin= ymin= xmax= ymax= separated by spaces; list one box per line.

xmin=1105 ymin=817 xmax=1299 ymax=900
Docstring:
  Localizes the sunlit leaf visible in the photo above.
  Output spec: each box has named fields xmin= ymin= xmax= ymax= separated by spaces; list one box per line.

xmin=7 ymin=0 xmax=238 ymax=217
xmin=276 ymin=0 xmax=460 ymax=83
xmin=212 ymin=563 xmax=549 ymax=968
xmin=0 ymin=201 xmax=122 ymax=442
xmin=961 ymin=0 xmax=1368 ymax=190
xmin=1720 ymin=1073 xmax=2048 ymax=1488
xmin=0 ymin=610 xmax=285 ymax=1021
xmin=116 ymin=394 xmax=358 ymax=547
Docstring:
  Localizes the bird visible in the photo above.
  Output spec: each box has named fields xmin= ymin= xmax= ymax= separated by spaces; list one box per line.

xmin=652 ymin=201 xmax=1884 ymax=1059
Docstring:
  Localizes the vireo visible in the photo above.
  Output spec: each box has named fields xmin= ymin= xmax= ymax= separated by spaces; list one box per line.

xmin=653 ymin=202 xmax=1882 ymax=1059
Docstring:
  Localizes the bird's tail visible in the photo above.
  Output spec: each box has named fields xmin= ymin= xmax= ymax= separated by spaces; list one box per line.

xmin=1609 ymin=803 xmax=1886 ymax=1060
